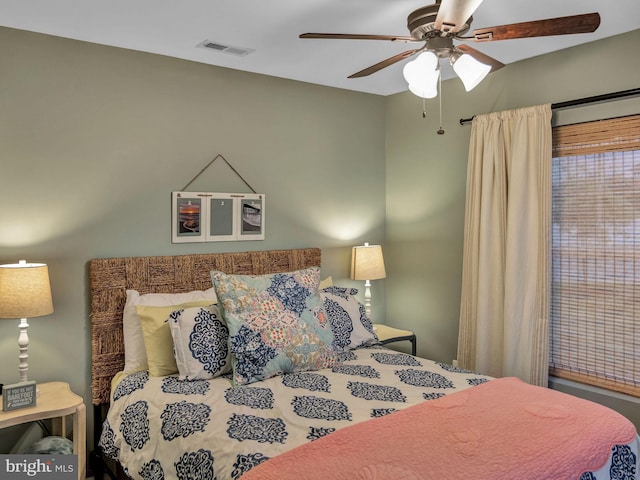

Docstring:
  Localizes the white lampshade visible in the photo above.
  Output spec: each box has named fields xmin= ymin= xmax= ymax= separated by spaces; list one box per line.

xmin=403 ymin=51 xmax=440 ymax=99
xmin=351 ymin=244 xmax=386 ymax=281
xmin=0 ymin=261 xmax=53 ymax=319
xmin=452 ymin=53 xmax=491 ymax=92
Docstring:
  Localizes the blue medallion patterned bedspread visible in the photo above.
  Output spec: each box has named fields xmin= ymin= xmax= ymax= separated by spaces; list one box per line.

xmin=99 ymin=346 xmax=639 ymax=480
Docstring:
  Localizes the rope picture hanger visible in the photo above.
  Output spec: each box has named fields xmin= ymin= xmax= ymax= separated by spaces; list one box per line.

xmin=181 ymin=153 xmax=256 ymax=193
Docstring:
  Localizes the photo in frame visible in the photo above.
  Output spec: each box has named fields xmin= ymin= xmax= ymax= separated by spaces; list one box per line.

xmin=172 ymin=193 xmax=205 ymax=243
xmin=172 ymin=192 xmax=265 ymax=243
xmin=239 ymin=196 xmax=264 ymax=239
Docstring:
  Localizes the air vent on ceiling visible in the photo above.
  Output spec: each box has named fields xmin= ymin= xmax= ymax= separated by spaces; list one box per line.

xmin=197 ymin=40 xmax=255 ymax=57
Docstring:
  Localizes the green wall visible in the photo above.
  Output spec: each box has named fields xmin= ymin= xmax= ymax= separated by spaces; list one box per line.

xmin=0 ymin=26 xmax=387 ymax=451
xmin=1 ymin=23 xmax=639 ymax=454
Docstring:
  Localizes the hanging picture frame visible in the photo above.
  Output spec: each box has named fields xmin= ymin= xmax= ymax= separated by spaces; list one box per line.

xmin=172 ymin=192 xmax=265 ymax=243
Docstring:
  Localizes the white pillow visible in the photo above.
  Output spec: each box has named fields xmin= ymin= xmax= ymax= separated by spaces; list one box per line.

xmin=123 ymin=288 xmax=217 ymax=373
xmin=320 ymin=286 xmax=378 ymax=352
xmin=169 ymin=305 xmax=231 ymax=380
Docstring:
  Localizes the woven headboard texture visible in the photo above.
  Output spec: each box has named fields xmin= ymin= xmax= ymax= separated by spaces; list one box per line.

xmin=89 ymin=248 xmax=321 ymax=405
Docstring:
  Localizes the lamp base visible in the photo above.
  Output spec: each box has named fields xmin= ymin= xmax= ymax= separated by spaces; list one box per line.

xmin=363 ymin=280 xmax=372 ymax=319
xmin=18 ymin=317 xmax=30 ymax=383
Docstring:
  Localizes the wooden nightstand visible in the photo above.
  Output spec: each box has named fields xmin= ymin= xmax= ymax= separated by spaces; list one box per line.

xmin=0 ymin=381 xmax=86 ymax=480
xmin=374 ymin=324 xmax=417 ymax=356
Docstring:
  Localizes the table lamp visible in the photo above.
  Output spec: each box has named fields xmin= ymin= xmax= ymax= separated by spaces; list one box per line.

xmin=0 ymin=260 xmax=54 ymax=383
xmin=350 ymin=243 xmax=386 ymax=319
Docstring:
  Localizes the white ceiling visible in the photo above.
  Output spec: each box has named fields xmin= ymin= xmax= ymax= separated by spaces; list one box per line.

xmin=1 ymin=0 xmax=639 ymax=96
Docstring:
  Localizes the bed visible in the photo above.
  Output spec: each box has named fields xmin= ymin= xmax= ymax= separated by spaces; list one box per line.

xmin=89 ymin=248 xmax=639 ymax=480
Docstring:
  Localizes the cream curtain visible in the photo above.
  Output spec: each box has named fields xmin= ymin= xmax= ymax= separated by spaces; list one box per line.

xmin=457 ymin=104 xmax=552 ymax=386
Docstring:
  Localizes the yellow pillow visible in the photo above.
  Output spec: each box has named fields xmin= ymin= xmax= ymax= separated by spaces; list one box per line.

xmin=319 ymin=276 xmax=333 ymax=289
xmin=137 ymin=301 xmax=215 ymax=377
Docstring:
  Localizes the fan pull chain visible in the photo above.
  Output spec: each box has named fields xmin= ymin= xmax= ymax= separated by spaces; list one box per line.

xmin=437 ymin=74 xmax=445 ymax=135
xmin=422 ymin=96 xmax=427 ymax=118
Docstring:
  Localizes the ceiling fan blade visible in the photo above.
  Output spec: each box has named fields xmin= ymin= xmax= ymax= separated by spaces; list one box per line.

xmin=472 ymin=12 xmax=600 ymax=41
xmin=300 ymin=33 xmax=416 ymax=42
xmin=434 ymin=0 xmax=484 ymax=33
xmin=348 ymin=49 xmax=422 ymax=78
xmin=457 ymin=44 xmax=505 ymax=71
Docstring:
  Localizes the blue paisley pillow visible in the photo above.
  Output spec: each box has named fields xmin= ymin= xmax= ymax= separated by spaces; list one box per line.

xmin=211 ymin=267 xmax=337 ymax=385
xmin=321 ymin=286 xmax=378 ymax=352
xmin=168 ymin=305 xmax=232 ymax=380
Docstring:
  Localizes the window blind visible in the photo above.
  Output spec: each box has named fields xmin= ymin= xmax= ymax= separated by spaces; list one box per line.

xmin=550 ymin=114 xmax=640 ymax=397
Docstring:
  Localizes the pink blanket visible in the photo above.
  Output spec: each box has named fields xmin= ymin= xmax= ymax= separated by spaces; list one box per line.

xmin=240 ymin=377 xmax=636 ymax=479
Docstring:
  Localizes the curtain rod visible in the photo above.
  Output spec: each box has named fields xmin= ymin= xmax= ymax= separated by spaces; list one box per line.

xmin=458 ymin=88 xmax=640 ymax=126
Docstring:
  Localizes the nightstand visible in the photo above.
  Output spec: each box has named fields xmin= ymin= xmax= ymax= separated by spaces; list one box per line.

xmin=374 ymin=324 xmax=417 ymax=356
xmin=0 ymin=381 xmax=86 ymax=480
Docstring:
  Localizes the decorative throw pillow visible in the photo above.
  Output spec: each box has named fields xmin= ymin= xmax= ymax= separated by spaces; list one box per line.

xmin=320 ymin=286 xmax=378 ymax=351
xmin=136 ymin=301 xmax=215 ymax=377
xmin=211 ymin=267 xmax=337 ymax=385
xmin=123 ymin=288 xmax=217 ymax=373
xmin=319 ymin=276 xmax=334 ymax=289
xmin=168 ymin=305 xmax=232 ymax=380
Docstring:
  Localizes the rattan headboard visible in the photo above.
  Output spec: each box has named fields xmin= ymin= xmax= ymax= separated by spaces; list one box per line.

xmin=89 ymin=248 xmax=321 ymax=405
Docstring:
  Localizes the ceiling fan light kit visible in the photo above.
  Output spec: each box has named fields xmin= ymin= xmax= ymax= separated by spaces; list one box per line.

xmin=300 ymin=0 xmax=600 ymax=125
xmin=402 ymin=47 xmax=491 ymax=98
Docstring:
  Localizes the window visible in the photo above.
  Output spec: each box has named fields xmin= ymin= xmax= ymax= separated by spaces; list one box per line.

xmin=550 ymin=114 xmax=640 ymax=397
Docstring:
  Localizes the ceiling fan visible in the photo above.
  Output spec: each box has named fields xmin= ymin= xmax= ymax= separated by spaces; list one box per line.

xmin=300 ymin=0 xmax=600 ymax=97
